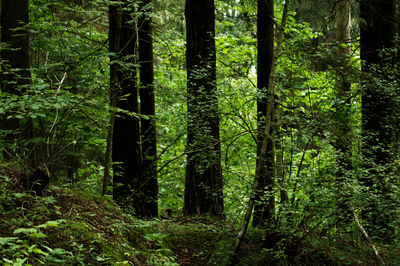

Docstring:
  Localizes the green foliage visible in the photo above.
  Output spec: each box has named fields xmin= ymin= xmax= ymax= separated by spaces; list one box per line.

xmin=1 ymin=219 xmax=75 ymax=265
xmin=0 ymin=172 xmax=154 ymax=264
xmin=1 ymin=0 xmax=400 ymax=264
xmin=1 ymin=0 xmax=109 ymax=185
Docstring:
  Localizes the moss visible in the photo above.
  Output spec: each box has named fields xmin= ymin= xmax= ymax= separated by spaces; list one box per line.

xmin=0 ymin=167 xmax=147 ymax=265
xmin=2 ymin=165 xmax=397 ymax=265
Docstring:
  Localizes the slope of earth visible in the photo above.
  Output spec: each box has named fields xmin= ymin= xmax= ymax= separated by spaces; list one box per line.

xmin=0 ymin=164 xmax=151 ymax=265
xmin=1 ymin=163 xmax=397 ymax=265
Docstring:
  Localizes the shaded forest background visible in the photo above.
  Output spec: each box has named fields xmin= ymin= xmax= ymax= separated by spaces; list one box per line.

xmin=1 ymin=0 xmax=400 ymax=264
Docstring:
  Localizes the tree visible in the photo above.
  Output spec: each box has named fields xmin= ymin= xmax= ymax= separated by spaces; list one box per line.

xmin=360 ymin=0 xmax=397 ymax=240
xmin=333 ymin=0 xmax=352 ymax=170
xmin=183 ymin=0 xmax=224 ymax=218
xmin=110 ymin=1 xmax=143 ymax=215
xmin=253 ymin=0 xmax=275 ymax=228
xmin=104 ymin=0 xmax=121 ymax=196
xmin=1 ymin=0 xmax=31 ymax=158
xmin=138 ymin=0 xmax=158 ymax=217
xmin=233 ymin=0 xmax=291 ymax=255
xmin=108 ymin=0 xmax=158 ymax=217
xmin=0 ymin=0 xmax=30 ymax=94
xmin=332 ymin=0 xmax=353 ymax=225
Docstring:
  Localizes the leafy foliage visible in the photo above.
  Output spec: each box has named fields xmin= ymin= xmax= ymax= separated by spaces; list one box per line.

xmin=1 ymin=0 xmax=400 ymax=264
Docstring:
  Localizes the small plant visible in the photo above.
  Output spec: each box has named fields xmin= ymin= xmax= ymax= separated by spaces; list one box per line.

xmin=0 ymin=219 xmax=76 ymax=265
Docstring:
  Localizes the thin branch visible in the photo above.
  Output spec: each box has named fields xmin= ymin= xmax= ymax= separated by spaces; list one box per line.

xmin=46 ymin=72 xmax=67 ymax=157
xmin=217 ymin=59 xmax=257 ymax=89
xmin=232 ymin=0 xmax=291 ymax=259
xmin=121 ymin=131 xmax=250 ymax=204
xmin=353 ymin=209 xmax=386 ymax=265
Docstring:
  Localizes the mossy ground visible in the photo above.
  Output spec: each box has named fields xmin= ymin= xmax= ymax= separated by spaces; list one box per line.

xmin=1 ymin=165 xmax=398 ymax=265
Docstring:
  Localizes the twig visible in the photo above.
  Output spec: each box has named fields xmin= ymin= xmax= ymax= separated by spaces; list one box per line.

xmin=46 ymin=72 xmax=67 ymax=157
xmin=156 ymin=133 xmax=184 ymax=161
xmin=352 ymin=209 xmax=385 ymax=265
xmin=121 ymin=131 xmax=250 ymax=204
xmin=79 ymin=109 xmax=101 ymax=127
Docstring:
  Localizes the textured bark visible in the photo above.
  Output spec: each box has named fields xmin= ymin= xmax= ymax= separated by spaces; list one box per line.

xmin=253 ymin=0 xmax=275 ymax=228
xmin=333 ymin=0 xmax=353 ymax=224
xmin=360 ymin=0 xmax=397 ymax=240
xmin=183 ymin=0 xmax=224 ymax=218
xmin=105 ymin=2 xmax=121 ymax=196
xmin=275 ymin=106 xmax=287 ymax=204
xmin=110 ymin=2 xmax=143 ymax=215
xmin=1 ymin=0 xmax=31 ymax=159
xmin=334 ymin=0 xmax=352 ymax=160
xmin=102 ymin=106 xmax=114 ymax=196
xmin=138 ymin=0 xmax=158 ymax=217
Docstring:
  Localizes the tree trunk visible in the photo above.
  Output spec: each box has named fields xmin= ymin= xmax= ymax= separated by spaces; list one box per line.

xmin=105 ymin=2 xmax=121 ymax=196
xmin=1 ymin=0 xmax=30 ymax=93
xmin=110 ymin=1 xmax=143 ymax=216
xmin=233 ymin=0 xmax=290 ymax=256
xmin=333 ymin=0 xmax=353 ymax=226
xmin=138 ymin=0 xmax=158 ymax=218
xmin=253 ymin=0 xmax=275 ymax=228
xmin=1 ymin=0 xmax=31 ymax=159
xmin=360 ymin=0 xmax=397 ymax=241
xmin=183 ymin=0 xmax=224 ymax=218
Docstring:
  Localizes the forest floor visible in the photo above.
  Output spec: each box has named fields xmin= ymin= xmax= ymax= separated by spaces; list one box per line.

xmin=0 ymin=165 xmax=396 ymax=265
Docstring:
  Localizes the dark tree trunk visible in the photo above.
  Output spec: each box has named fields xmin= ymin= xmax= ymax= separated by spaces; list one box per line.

xmin=110 ymin=1 xmax=143 ymax=215
xmin=253 ymin=0 xmax=275 ymax=228
xmin=1 ymin=0 xmax=31 ymax=159
xmin=360 ymin=0 xmax=397 ymax=240
xmin=1 ymin=0 xmax=30 ymax=93
xmin=183 ymin=0 xmax=224 ymax=218
xmin=138 ymin=0 xmax=158 ymax=218
xmin=105 ymin=1 xmax=121 ymax=196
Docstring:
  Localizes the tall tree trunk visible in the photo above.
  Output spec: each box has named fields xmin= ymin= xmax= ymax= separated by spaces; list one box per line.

xmin=360 ymin=0 xmax=397 ymax=241
xmin=333 ymin=0 xmax=353 ymax=226
xmin=183 ymin=0 xmax=224 ymax=218
xmin=103 ymin=2 xmax=120 ymax=195
xmin=1 ymin=0 xmax=31 ymax=159
xmin=233 ymin=0 xmax=290 ymax=256
xmin=138 ymin=0 xmax=158 ymax=218
xmin=110 ymin=1 xmax=143 ymax=216
xmin=253 ymin=0 xmax=275 ymax=228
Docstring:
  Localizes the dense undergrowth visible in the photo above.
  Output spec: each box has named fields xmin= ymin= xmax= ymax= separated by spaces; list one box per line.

xmin=0 ymin=164 xmax=398 ymax=265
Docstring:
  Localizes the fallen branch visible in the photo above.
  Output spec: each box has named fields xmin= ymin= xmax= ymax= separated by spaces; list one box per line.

xmin=352 ymin=209 xmax=385 ymax=265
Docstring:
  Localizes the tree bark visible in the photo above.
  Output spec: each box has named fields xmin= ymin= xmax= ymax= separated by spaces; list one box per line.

xmin=333 ymin=0 xmax=353 ymax=226
xmin=253 ymin=0 xmax=275 ymax=228
xmin=110 ymin=1 xmax=143 ymax=215
xmin=138 ymin=0 xmax=158 ymax=218
xmin=105 ymin=2 xmax=121 ymax=196
xmin=183 ymin=0 xmax=224 ymax=218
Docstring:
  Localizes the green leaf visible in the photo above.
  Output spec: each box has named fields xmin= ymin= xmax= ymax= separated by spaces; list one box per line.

xmin=30 ymin=232 xmax=47 ymax=238
xmin=0 ymin=237 xmax=18 ymax=245
xmin=31 ymin=104 xmax=40 ymax=110
xmin=14 ymin=228 xmax=37 ymax=235
xmin=36 ymin=219 xmax=66 ymax=228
